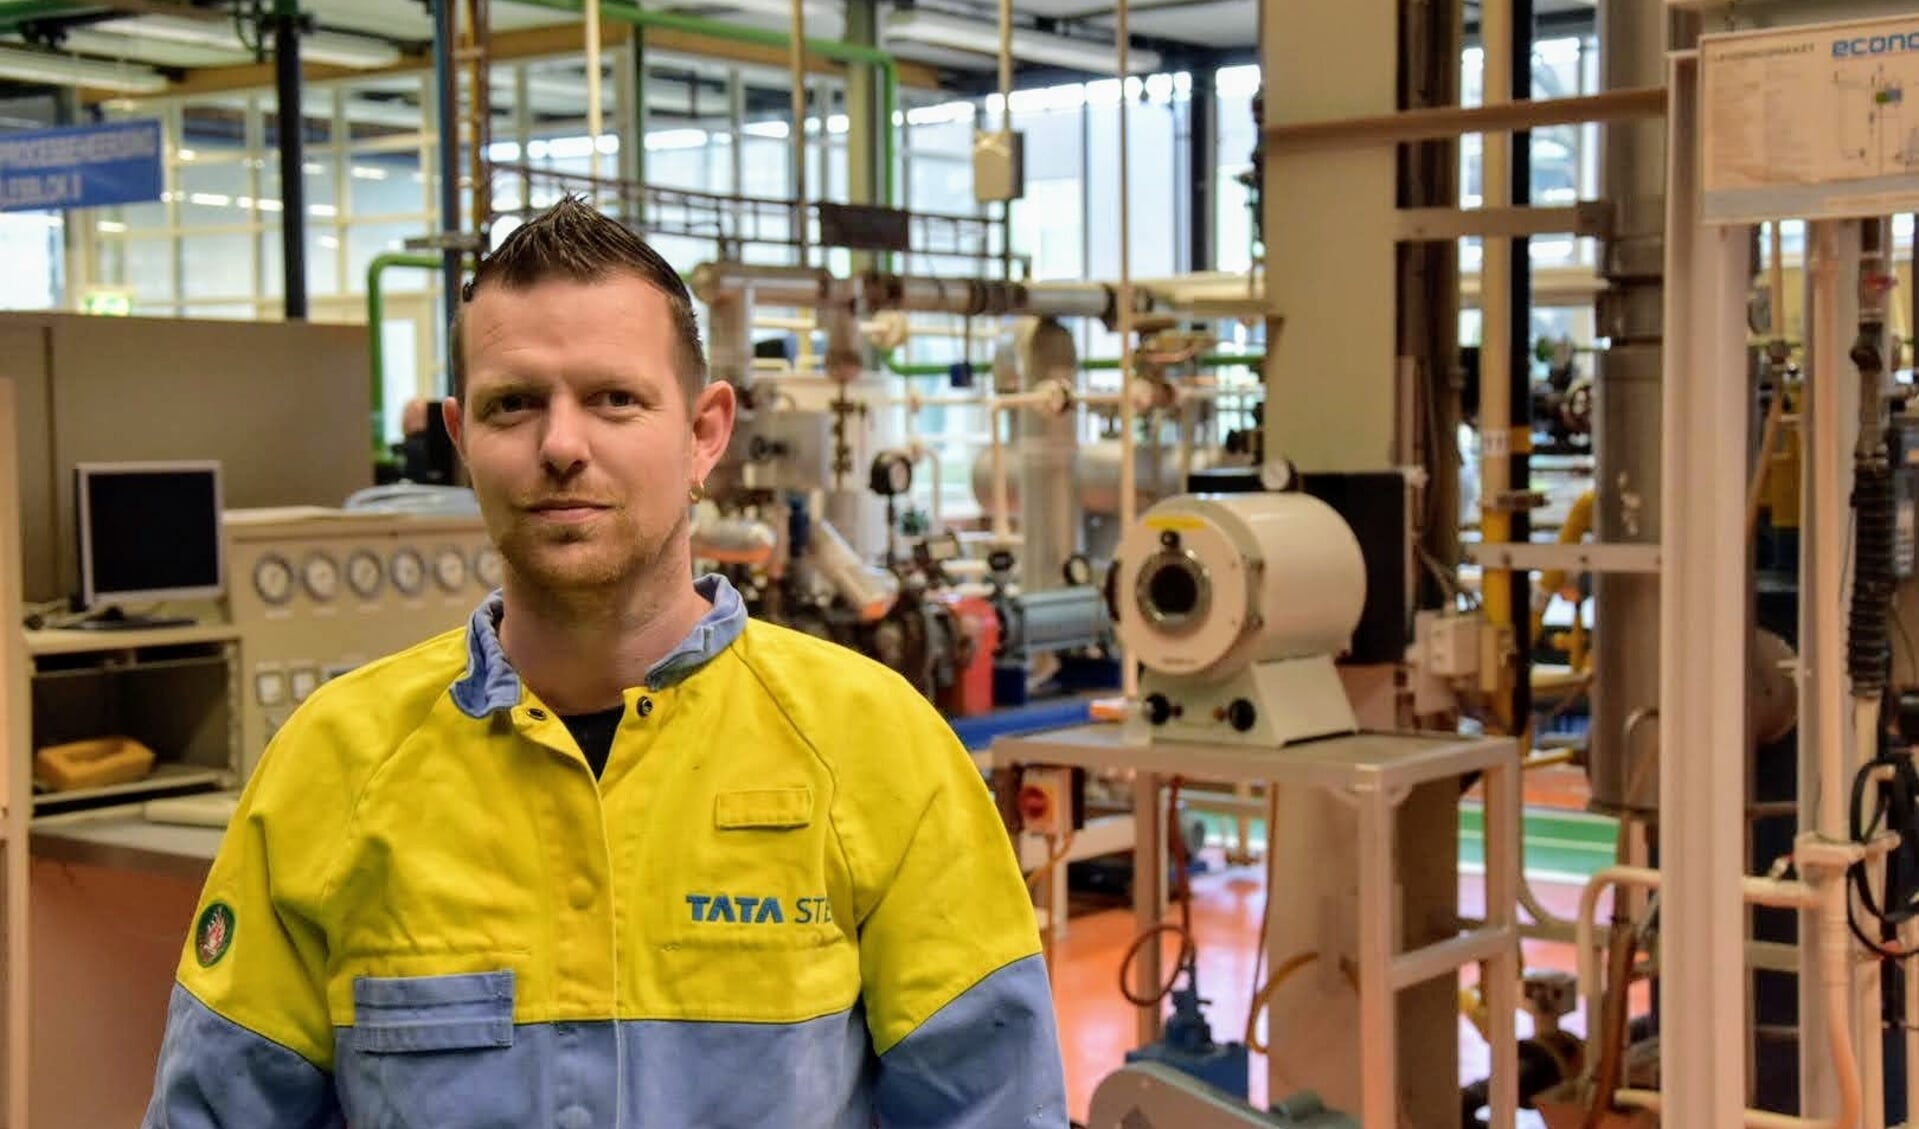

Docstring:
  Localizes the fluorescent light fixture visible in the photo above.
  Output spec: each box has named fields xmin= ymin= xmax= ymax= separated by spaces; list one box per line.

xmin=115 ymin=14 xmax=402 ymax=69
xmin=0 ymin=45 xmax=168 ymax=93
xmin=884 ymin=10 xmax=1159 ymax=74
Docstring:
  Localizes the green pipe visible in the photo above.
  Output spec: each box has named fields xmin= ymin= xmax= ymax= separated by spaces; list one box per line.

xmin=367 ymin=252 xmax=447 ymax=458
xmin=512 ymin=0 xmax=897 ymax=208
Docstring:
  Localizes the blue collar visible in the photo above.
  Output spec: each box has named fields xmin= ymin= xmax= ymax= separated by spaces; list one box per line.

xmin=450 ymin=573 xmax=748 ymax=719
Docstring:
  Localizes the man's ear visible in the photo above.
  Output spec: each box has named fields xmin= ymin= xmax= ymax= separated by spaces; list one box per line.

xmin=441 ymin=397 xmax=465 ymax=457
xmin=689 ymin=380 xmax=737 ymax=485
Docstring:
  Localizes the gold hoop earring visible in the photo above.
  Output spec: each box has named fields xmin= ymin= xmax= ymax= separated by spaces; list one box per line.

xmin=688 ymin=480 xmax=706 ymax=504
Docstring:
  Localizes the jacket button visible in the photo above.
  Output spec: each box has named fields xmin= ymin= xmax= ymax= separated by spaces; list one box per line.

xmin=636 ymin=697 xmax=653 ymax=718
xmin=567 ymin=878 xmax=593 ymax=910
xmin=556 ymin=1106 xmax=591 ymax=1129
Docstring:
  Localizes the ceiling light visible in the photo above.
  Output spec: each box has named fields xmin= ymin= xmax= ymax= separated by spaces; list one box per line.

xmin=884 ymin=10 xmax=1159 ymax=74
xmin=0 ymin=45 xmax=168 ymax=93
xmin=115 ymin=14 xmax=402 ymax=69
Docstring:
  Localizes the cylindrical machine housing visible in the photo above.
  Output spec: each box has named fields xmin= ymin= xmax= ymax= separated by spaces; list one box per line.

xmin=971 ymin=441 xmax=1219 ymax=518
xmin=1004 ymin=586 xmax=1110 ymax=655
xmin=690 ymin=514 xmax=778 ymax=568
xmin=811 ymin=518 xmax=898 ymax=622
xmin=1588 ymin=0 xmax=1669 ymax=815
xmin=1112 ymin=493 xmax=1366 ymax=678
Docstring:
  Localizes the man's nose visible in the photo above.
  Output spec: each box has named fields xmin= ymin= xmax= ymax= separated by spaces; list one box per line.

xmin=539 ymin=397 xmax=591 ymax=475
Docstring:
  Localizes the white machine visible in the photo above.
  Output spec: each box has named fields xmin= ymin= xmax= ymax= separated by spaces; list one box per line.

xmin=1112 ymin=491 xmax=1366 ymax=747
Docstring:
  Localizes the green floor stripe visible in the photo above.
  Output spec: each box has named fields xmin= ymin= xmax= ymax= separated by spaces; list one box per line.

xmin=1193 ymin=804 xmax=1620 ymax=881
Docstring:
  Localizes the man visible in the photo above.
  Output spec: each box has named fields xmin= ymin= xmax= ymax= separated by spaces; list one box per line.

xmin=143 ymin=197 xmax=1069 ymax=1128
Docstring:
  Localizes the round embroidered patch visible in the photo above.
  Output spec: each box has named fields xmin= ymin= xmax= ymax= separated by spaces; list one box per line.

xmin=194 ymin=901 xmax=235 ymax=968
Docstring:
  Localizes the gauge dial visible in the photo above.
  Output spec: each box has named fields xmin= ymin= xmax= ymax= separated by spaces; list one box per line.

xmin=474 ymin=546 xmax=505 ymax=589
xmin=433 ymin=547 xmax=468 ymax=592
xmin=346 ymin=550 xmax=384 ymax=599
xmin=252 ymin=555 xmax=294 ymax=605
xmin=390 ymin=548 xmax=426 ymax=597
xmin=302 ymin=553 xmax=339 ymax=601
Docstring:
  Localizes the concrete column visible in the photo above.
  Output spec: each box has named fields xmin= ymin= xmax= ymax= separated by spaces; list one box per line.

xmin=1259 ymin=3 xmax=1459 ymax=1120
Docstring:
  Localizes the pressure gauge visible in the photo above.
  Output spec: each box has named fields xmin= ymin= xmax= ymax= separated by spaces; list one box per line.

xmin=433 ymin=547 xmax=469 ymax=592
xmin=390 ymin=548 xmax=426 ymax=597
xmin=1062 ymin=554 xmax=1094 ymax=588
xmin=869 ymin=450 xmax=915 ymax=497
xmin=252 ymin=555 xmax=294 ymax=605
xmin=346 ymin=550 xmax=384 ymax=599
xmin=474 ymin=546 xmax=505 ymax=589
xmin=301 ymin=553 xmax=339 ymax=602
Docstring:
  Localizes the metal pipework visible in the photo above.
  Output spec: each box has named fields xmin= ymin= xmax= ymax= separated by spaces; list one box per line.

xmin=690 ymin=260 xmax=1127 ymax=324
xmin=1589 ymin=0 xmax=1668 ymax=817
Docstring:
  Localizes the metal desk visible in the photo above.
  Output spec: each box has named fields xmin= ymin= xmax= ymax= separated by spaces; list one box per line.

xmin=30 ymin=807 xmax=221 ymax=883
xmin=990 ymin=723 xmax=1521 ymax=1129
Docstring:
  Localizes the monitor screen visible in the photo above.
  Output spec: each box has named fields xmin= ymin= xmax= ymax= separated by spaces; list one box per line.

xmin=76 ymin=462 xmax=225 ymax=608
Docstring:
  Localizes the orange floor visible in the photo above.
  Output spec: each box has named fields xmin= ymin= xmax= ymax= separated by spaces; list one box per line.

xmin=1047 ymin=770 xmax=1614 ymax=1124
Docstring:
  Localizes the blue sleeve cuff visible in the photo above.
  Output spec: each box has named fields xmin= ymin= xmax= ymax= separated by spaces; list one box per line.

xmin=874 ymin=953 xmax=1070 ymax=1128
xmin=142 ymin=984 xmax=342 ymax=1129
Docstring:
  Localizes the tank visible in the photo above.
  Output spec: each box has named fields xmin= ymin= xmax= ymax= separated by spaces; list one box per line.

xmin=970 ymin=441 xmax=1224 ymax=518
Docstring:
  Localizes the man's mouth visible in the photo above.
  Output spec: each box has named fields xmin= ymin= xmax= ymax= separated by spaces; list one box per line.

xmin=527 ymin=500 xmax=611 ymax=522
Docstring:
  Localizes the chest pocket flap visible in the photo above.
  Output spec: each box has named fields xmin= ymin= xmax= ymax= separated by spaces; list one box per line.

xmin=714 ymin=786 xmax=813 ymax=830
xmin=348 ymin=970 xmax=515 ymax=1053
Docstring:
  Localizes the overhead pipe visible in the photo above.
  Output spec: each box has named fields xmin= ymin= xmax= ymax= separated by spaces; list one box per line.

xmin=513 ymin=0 xmax=898 ymax=207
xmin=689 ymin=260 xmax=1126 ymax=323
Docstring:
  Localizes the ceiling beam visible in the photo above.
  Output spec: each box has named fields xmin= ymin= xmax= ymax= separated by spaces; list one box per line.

xmin=79 ymin=14 xmax=943 ymax=103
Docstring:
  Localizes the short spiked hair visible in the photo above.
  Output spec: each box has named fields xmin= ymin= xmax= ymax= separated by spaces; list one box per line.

xmin=452 ymin=196 xmax=707 ymax=407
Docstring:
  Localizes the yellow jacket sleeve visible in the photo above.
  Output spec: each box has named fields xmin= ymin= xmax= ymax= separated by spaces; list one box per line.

xmin=849 ymin=702 xmax=1070 ymax=1128
xmin=143 ymin=714 xmax=354 ymax=1128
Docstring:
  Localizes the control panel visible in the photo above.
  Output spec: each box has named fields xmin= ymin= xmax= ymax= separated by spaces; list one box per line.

xmin=225 ymin=509 xmax=498 ymax=776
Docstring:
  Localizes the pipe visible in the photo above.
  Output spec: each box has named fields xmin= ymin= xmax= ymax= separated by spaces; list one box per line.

xmin=789 ymin=0 xmax=807 ymax=266
xmin=432 ymin=0 xmax=461 ymax=330
xmin=1115 ymin=0 xmax=1136 ymax=702
xmin=272 ymin=0 xmax=307 ymax=320
xmin=886 ymin=351 xmax=1266 ymax=378
xmin=1806 ymin=221 xmax=1864 ymax=1129
xmin=513 ymin=0 xmax=898 ymax=208
xmin=367 ymin=252 xmax=447 ymax=454
xmin=585 ymin=0 xmax=603 ymax=180
xmin=1576 ymin=866 xmax=1854 ymax=1129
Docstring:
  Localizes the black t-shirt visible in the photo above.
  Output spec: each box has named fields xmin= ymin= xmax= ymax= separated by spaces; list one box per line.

xmin=560 ymin=705 xmax=625 ymax=779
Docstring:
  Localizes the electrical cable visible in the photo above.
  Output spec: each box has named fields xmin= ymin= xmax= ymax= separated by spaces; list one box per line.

xmin=1117 ymin=777 xmax=1198 ymax=1009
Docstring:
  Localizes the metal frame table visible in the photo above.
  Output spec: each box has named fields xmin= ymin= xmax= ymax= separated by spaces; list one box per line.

xmin=991 ymin=723 xmax=1521 ymax=1129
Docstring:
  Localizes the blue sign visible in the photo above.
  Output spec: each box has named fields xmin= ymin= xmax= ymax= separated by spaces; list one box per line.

xmin=0 ymin=120 xmax=163 ymax=214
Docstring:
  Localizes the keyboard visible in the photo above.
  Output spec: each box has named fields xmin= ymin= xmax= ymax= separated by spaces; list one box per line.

xmin=144 ymin=791 xmax=241 ymax=829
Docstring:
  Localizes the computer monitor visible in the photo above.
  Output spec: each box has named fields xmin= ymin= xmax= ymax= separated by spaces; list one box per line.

xmin=74 ymin=461 xmax=225 ymax=625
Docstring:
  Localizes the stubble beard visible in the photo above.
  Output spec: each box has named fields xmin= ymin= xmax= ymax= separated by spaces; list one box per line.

xmin=499 ymin=507 xmax=686 ymax=622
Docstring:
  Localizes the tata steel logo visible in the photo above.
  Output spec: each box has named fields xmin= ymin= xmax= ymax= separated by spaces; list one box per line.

xmin=1834 ymin=33 xmax=1919 ymax=58
xmin=685 ymin=893 xmax=833 ymax=925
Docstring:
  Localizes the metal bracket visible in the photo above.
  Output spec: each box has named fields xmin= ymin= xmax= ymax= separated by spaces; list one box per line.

xmin=1463 ymin=541 xmax=1663 ymax=574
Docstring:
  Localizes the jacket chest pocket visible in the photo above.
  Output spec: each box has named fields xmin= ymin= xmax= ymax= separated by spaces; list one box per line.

xmin=336 ymin=971 xmax=539 ymax=1129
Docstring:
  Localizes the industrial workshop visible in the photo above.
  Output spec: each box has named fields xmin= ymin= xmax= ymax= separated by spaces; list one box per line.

xmin=6 ymin=0 xmax=1919 ymax=1126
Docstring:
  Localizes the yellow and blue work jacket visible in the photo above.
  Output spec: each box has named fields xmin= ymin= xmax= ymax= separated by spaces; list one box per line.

xmin=143 ymin=574 xmax=1067 ymax=1128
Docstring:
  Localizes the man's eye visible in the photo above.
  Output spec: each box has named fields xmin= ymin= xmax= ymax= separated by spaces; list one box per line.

xmin=602 ymin=390 xmax=640 ymax=408
xmin=492 ymin=394 xmax=531 ymax=415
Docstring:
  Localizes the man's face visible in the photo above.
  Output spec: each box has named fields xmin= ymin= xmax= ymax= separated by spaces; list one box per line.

xmin=446 ymin=272 xmax=734 ymax=597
